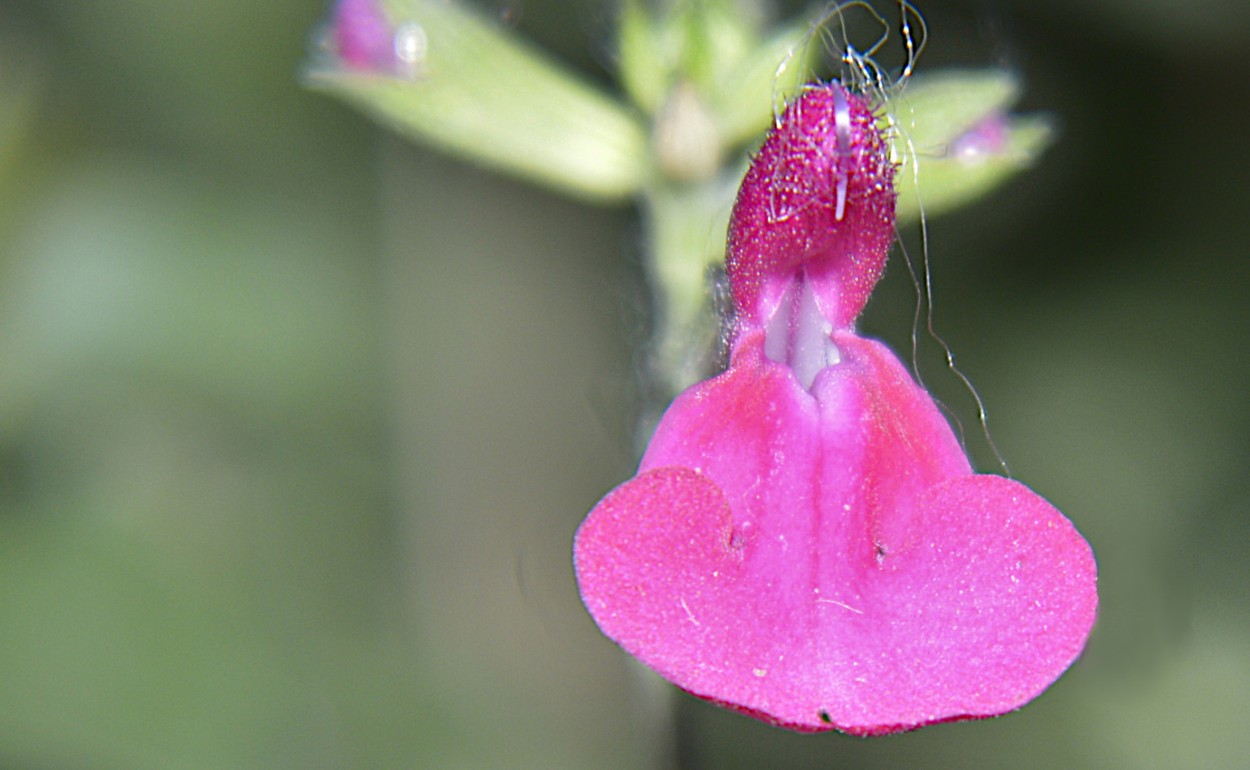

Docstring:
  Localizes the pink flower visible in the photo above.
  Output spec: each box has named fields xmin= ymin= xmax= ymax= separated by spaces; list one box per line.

xmin=574 ymin=83 xmax=1097 ymax=734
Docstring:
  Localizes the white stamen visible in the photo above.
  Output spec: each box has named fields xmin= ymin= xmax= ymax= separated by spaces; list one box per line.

xmin=832 ymin=86 xmax=852 ymax=221
xmin=791 ymin=277 xmax=837 ymax=388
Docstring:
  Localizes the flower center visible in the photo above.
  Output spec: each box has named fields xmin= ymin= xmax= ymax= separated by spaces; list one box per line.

xmin=764 ymin=271 xmax=840 ymax=390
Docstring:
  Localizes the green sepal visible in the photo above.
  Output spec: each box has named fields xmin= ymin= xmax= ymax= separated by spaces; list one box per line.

xmin=885 ymin=69 xmax=1055 ymax=222
xmin=894 ymin=114 xmax=1053 ymax=222
xmin=618 ymin=0 xmax=669 ymax=114
xmin=673 ymin=0 xmax=758 ymax=99
xmin=707 ymin=16 xmax=814 ymax=149
xmin=620 ymin=1 xmax=812 ymax=181
xmin=305 ymin=0 xmax=649 ymax=203
xmin=887 ymin=69 xmax=1021 ymax=150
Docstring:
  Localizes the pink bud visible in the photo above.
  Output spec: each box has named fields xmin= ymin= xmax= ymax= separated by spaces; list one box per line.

xmin=949 ymin=112 xmax=1010 ymax=161
xmin=332 ymin=0 xmax=395 ymax=71
xmin=331 ymin=0 xmax=424 ymax=77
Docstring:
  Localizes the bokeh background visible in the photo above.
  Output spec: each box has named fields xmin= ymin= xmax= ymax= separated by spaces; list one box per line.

xmin=1 ymin=0 xmax=1248 ymax=767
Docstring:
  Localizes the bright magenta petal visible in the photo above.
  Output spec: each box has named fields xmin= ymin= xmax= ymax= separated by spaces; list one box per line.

xmin=576 ymin=79 xmax=1096 ymax=735
xmin=573 ymin=467 xmax=750 ymax=684
xmin=844 ymin=474 xmax=1098 ymax=732
xmin=639 ymin=330 xmax=970 ymax=536
xmin=574 ymin=331 xmax=1097 ymax=733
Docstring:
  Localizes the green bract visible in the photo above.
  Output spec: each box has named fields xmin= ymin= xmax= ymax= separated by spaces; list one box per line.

xmin=304 ymin=0 xmax=649 ymax=203
xmin=887 ymin=69 xmax=1055 ymax=222
xmin=618 ymin=0 xmax=812 ymax=155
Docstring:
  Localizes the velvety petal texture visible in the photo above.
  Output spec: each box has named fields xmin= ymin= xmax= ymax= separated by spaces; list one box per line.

xmin=575 ymin=333 xmax=1097 ymax=733
xmin=726 ymin=85 xmax=896 ymax=330
xmin=574 ymin=81 xmax=1097 ymax=735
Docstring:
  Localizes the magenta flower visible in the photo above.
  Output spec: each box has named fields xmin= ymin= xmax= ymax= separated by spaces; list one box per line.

xmin=574 ymin=84 xmax=1097 ymax=735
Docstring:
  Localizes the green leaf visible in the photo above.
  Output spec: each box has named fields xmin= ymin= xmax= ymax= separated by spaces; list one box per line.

xmin=305 ymin=0 xmax=649 ymax=203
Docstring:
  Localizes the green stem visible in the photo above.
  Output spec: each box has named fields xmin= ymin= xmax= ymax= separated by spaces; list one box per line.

xmin=642 ymin=172 xmax=741 ymax=402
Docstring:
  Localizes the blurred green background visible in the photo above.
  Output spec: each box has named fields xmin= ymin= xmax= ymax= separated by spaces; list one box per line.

xmin=1 ymin=0 xmax=1248 ymax=767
